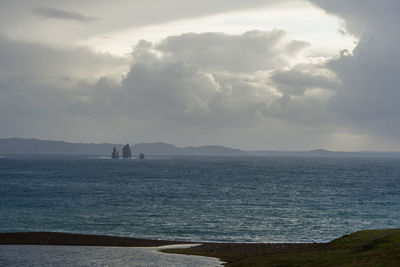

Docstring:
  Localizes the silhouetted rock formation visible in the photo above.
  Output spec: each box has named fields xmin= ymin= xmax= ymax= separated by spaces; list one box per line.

xmin=139 ymin=153 xmax=145 ymax=159
xmin=122 ymin=144 xmax=132 ymax=159
xmin=111 ymin=147 xmax=119 ymax=159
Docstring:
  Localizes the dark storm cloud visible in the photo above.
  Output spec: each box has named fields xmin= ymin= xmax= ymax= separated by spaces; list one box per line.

xmin=0 ymin=34 xmax=126 ymax=139
xmin=308 ymin=0 xmax=400 ymax=138
xmin=271 ymin=66 xmax=338 ymax=95
xmin=32 ymin=6 xmax=98 ymax=22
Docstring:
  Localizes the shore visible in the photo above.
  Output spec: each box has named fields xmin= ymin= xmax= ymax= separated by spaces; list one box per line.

xmin=1 ymin=229 xmax=400 ymax=266
xmin=163 ymin=229 xmax=400 ymax=266
xmin=0 ymin=232 xmax=190 ymax=247
xmin=0 ymin=232 xmax=321 ymax=252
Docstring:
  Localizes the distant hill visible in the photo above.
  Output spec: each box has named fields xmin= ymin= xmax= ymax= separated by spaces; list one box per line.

xmin=1 ymin=138 xmax=400 ymax=157
xmin=0 ymin=138 xmax=120 ymax=155
xmin=248 ymin=149 xmax=400 ymax=158
xmin=249 ymin=149 xmax=334 ymax=157
xmin=0 ymin=138 xmax=246 ymax=155
xmin=132 ymin=142 xmax=246 ymax=155
xmin=132 ymin=142 xmax=181 ymax=154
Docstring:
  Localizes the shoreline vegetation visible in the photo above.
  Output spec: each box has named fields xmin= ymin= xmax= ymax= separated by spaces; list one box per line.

xmin=1 ymin=229 xmax=399 ymax=266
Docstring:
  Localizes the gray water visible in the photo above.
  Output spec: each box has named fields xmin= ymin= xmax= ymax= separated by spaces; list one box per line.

xmin=0 ymin=245 xmax=223 ymax=266
xmin=1 ymin=155 xmax=399 ymax=242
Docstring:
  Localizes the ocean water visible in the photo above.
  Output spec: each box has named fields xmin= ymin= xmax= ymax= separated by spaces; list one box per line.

xmin=0 ymin=155 xmax=399 ymax=243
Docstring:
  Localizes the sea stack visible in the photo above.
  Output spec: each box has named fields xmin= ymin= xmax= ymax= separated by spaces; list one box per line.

xmin=139 ymin=153 xmax=145 ymax=159
xmin=111 ymin=147 xmax=119 ymax=159
xmin=122 ymin=144 xmax=132 ymax=159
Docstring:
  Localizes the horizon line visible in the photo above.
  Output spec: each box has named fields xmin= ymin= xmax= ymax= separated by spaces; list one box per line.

xmin=2 ymin=137 xmax=400 ymax=154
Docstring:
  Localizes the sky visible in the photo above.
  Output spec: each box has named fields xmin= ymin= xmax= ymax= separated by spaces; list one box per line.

xmin=0 ymin=0 xmax=398 ymax=151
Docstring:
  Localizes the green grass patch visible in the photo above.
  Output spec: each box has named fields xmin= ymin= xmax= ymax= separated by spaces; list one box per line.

xmin=163 ymin=229 xmax=400 ymax=266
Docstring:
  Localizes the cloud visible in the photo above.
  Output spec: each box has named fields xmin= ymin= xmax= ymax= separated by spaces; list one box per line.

xmin=307 ymin=0 xmax=400 ymax=140
xmin=0 ymin=30 xmax=322 ymax=146
xmin=0 ymin=28 xmax=360 ymax=149
xmin=2 ymin=1 xmax=400 ymax=150
xmin=109 ymin=19 xmax=400 ymax=149
xmin=271 ymin=64 xmax=338 ymax=95
xmin=155 ymin=30 xmax=309 ymax=73
xmin=0 ymin=35 xmax=127 ymax=80
xmin=0 ymin=0 xmax=287 ymax=49
xmin=32 ymin=6 xmax=98 ymax=22
xmin=0 ymin=34 xmax=127 ymax=139
xmin=119 ymin=31 xmax=315 ymax=127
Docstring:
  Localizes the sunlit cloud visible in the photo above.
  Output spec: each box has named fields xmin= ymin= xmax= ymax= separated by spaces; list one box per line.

xmin=83 ymin=1 xmax=356 ymax=58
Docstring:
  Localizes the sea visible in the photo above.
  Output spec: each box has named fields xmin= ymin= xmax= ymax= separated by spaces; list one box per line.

xmin=0 ymin=154 xmax=399 ymax=243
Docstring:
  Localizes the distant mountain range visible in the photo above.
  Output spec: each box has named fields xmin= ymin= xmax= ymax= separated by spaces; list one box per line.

xmin=0 ymin=138 xmax=120 ymax=155
xmin=0 ymin=138 xmax=245 ymax=155
xmin=132 ymin=142 xmax=246 ymax=155
xmin=1 ymin=138 xmax=400 ymax=157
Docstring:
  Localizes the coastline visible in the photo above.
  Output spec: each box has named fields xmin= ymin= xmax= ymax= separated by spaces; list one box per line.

xmin=0 ymin=232 xmax=191 ymax=247
xmin=163 ymin=228 xmax=400 ymax=266
xmin=2 ymin=230 xmax=399 ymax=266
xmin=0 ymin=232 xmax=322 ymax=251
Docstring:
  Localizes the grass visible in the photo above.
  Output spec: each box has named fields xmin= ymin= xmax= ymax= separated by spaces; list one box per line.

xmin=162 ymin=228 xmax=400 ymax=266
